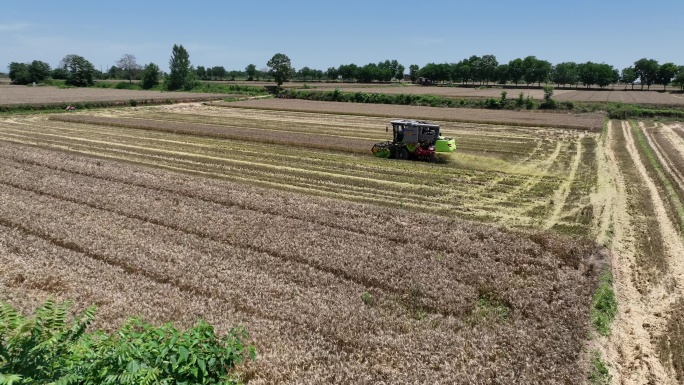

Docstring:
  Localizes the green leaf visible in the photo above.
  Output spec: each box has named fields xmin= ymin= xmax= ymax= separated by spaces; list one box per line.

xmin=198 ymin=358 xmax=206 ymax=375
xmin=126 ymin=359 xmax=140 ymax=374
xmin=178 ymin=346 xmax=189 ymax=363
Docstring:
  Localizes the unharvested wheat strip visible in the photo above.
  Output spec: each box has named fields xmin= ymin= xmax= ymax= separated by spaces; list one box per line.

xmin=0 ymin=140 xmax=605 ymax=383
xmin=0 ymin=184 xmax=593 ymax=383
xmin=0 ymin=165 xmax=473 ymax=314
xmin=0 ymin=225 xmax=357 ymax=384
xmin=0 ymin=183 xmax=449 ymax=346
xmin=0 ymin=141 xmax=476 ymax=250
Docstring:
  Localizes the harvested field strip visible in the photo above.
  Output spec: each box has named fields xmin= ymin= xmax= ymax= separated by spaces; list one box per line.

xmin=0 ymin=114 xmax=582 ymax=230
xmin=114 ymin=110 xmax=543 ymax=152
xmin=94 ymin=106 xmax=560 ymax=162
xmin=638 ymin=122 xmax=684 ymax=231
xmin=612 ymin=121 xmax=666 ymax=289
xmin=0 ymin=142 xmax=497 ymax=254
xmin=548 ymin=135 xmax=598 ymax=235
xmin=50 ymin=115 xmax=374 ymax=154
xmin=0 ymin=142 xmax=606 ymax=383
xmin=215 ymin=99 xmax=604 ymax=130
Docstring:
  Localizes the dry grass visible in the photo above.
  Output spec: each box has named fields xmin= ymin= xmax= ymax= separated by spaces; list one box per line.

xmin=216 ymin=99 xmax=604 ymax=130
xmin=0 ymin=141 xmax=606 ymax=384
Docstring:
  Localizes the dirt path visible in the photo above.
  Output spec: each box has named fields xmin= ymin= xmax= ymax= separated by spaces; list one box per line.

xmin=600 ymin=120 xmax=684 ymax=384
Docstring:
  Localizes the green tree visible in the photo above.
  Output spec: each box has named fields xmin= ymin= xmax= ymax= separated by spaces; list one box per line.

xmin=60 ymin=54 xmax=96 ymax=87
xmin=596 ymin=63 xmax=619 ymax=89
xmin=167 ymin=44 xmax=195 ymax=91
xmin=494 ymin=64 xmax=509 ymax=84
xmin=656 ymin=62 xmax=678 ymax=90
xmin=479 ymin=54 xmax=498 ymax=84
xmin=9 ymin=60 xmax=52 ymax=84
xmin=326 ymin=66 xmax=339 ymax=81
xmin=297 ymin=66 xmax=312 ymax=81
xmin=550 ymin=62 xmax=577 ymax=87
xmin=621 ymin=66 xmax=637 ymax=90
xmin=522 ymin=56 xmax=550 ymax=86
xmin=245 ymin=64 xmax=257 ymax=81
xmin=267 ymin=53 xmax=294 ymax=87
xmin=408 ymin=64 xmax=419 ymax=82
xmin=508 ymin=58 xmax=525 ymax=85
xmin=577 ymin=62 xmax=596 ymax=88
xmin=196 ymin=65 xmax=207 ymax=80
xmin=211 ymin=66 xmax=226 ymax=80
xmin=672 ymin=66 xmax=684 ymax=91
xmin=28 ymin=60 xmax=51 ymax=83
xmin=8 ymin=62 xmax=30 ymax=84
xmin=395 ymin=64 xmax=405 ymax=80
xmin=228 ymin=70 xmax=239 ymax=81
xmin=451 ymin=60 xmax=470 ymax=84
xmin=634 ymin=58 xmax=659 ymax=90
xmin=116 ymin=54 xmax=141 ymax=83
xmin=140 ymin=63 xmax=160 ymax=89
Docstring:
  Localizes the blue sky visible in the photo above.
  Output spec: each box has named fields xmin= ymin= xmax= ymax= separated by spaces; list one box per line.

xmin=2 ymin=0 xmax=682 ymax=74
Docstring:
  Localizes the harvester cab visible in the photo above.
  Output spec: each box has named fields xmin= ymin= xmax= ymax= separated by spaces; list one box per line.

xmin=372 ymin=120 xmax=456 ymax=160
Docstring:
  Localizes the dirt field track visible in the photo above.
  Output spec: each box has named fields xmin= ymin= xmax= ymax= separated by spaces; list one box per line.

xmin=0 ymin=102 xmax=683 ymax=383
xmin=0 ymin=85 xmax=226 ymax=105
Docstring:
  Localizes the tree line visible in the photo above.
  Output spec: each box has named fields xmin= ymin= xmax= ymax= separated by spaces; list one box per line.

xmin=8 ymin=49 xmax=684 ymax=91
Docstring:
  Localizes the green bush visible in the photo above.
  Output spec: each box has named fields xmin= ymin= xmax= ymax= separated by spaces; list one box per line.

xmin=0 ymin=299 xmax=255 ymax=384
xmin=592 ymin=272 xmax=617 ymax=336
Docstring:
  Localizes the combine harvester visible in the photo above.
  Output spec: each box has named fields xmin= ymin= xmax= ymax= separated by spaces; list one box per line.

xmin=371 ymin=119 xmax=456 ymax=160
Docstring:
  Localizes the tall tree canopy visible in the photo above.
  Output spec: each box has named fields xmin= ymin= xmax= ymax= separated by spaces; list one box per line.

xmin=267 ymin=53 xmax=294 ymax=87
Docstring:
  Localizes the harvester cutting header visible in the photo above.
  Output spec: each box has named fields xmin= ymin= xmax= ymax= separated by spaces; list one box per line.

xmin=372 ymin=120 xmax=456 ymax=160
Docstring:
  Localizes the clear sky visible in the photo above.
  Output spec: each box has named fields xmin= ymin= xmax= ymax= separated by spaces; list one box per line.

xmin=2 ymin=0 xmax=682 ymax=74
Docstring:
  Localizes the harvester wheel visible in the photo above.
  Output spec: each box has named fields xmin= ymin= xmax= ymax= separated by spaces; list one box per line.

xmin=395 ymin=147 xmax=409 ymax=160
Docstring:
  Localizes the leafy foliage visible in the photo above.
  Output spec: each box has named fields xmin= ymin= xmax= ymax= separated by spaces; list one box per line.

xmin=8 ymin=61 xmax=52 ymax=85
xmin=0 ymin=300 xmax=255 ymax=384
xmin=167 ymin=44 xmax=196 ymax=91
xmin=267 ymin=53 xmax=294 ymax=87
xmin=59 ymin=55 xmax=96 ymax=87
xmin=140 ymin=63 xmax=161 ymax=90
